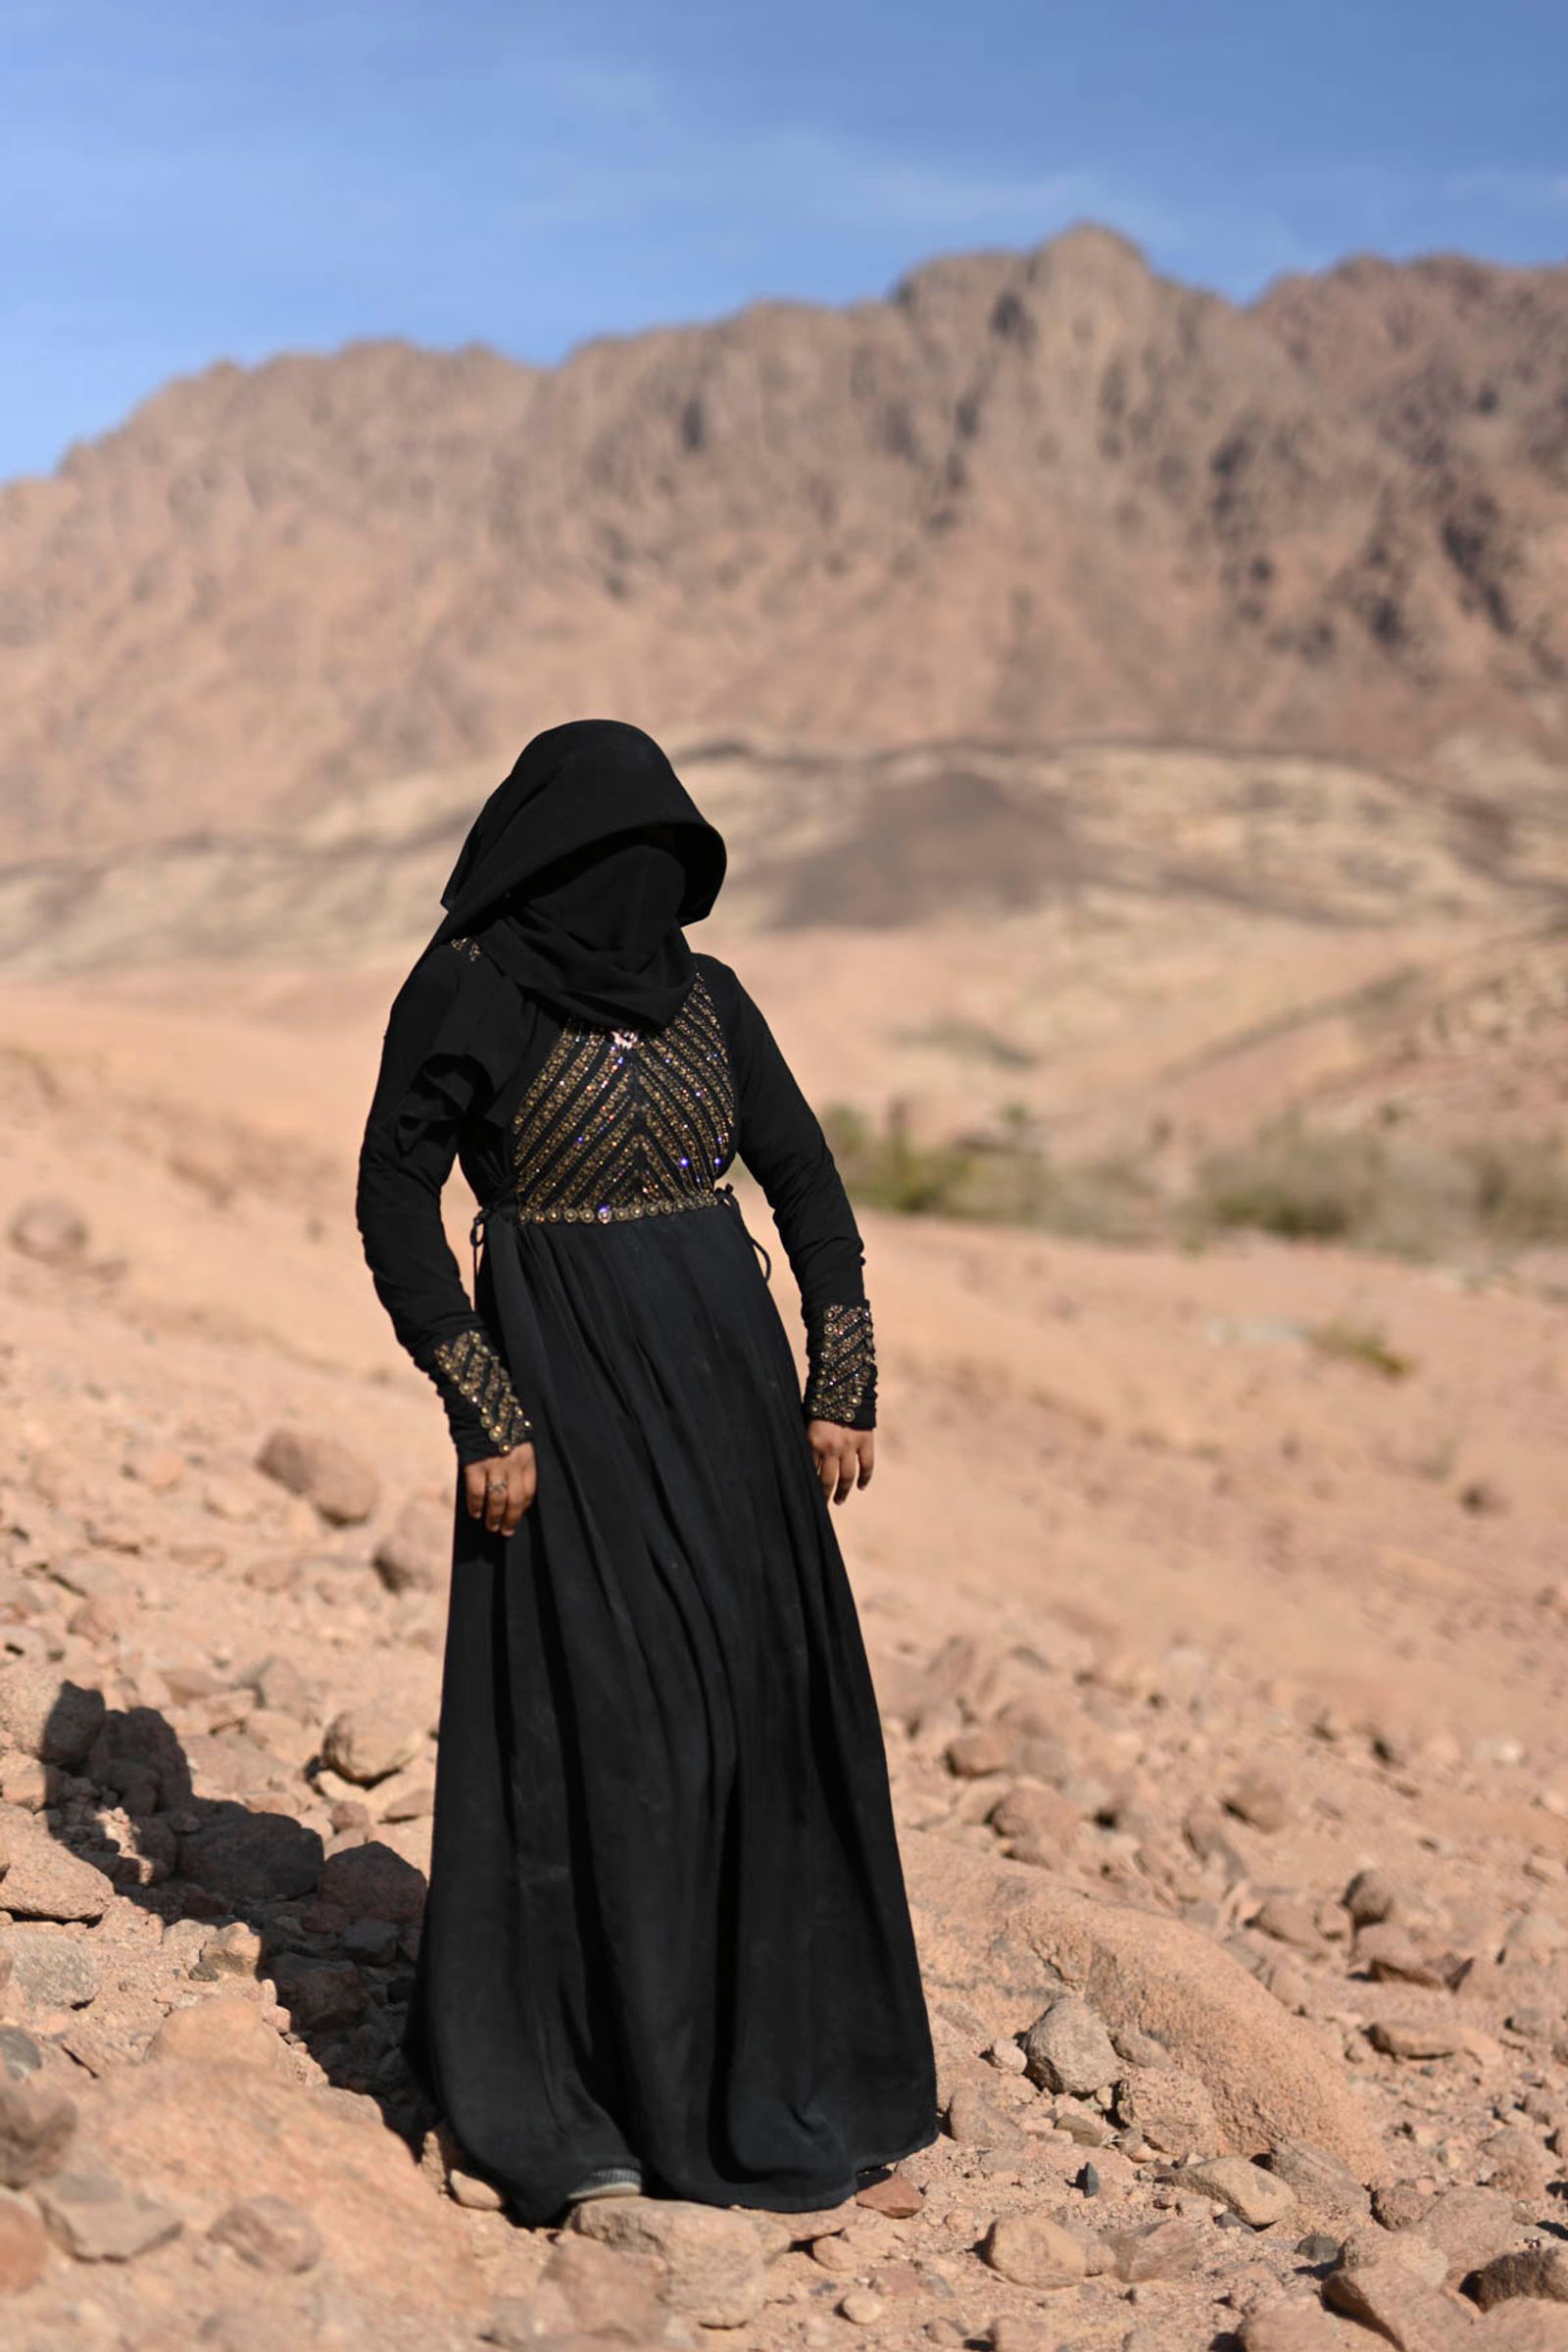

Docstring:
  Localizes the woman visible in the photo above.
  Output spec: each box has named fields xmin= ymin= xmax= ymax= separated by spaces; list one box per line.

xmin=354 ymin=717 xmax=939 ymax=2227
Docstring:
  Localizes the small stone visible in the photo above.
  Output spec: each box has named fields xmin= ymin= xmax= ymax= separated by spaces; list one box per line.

xmin=524 ymin=2232 xmax=668 ymax=2341
xmin=1480 ymin=2126 xmax=1550 ymax=2200
xmin=1503 ymin=1912 xmax=1568 ymax=1964
xmin=1115 ymin=2065 xmax=1220 ymax=2161
xmin=1182 ymin=2157 xmax=1297 ymax=2229
xmin=145 ymin=1995 xmax=288 ymax=2073
xmin=209 ymin=2193 xmax=322 ymax=2274
xmin=255 ymin=1428 xmax=378 ymax=1525
xmin=244 ymin=1654 xmax=315 ymax=1719
xmin=1473 ymin=2245 xmax=1568 ymax=2308
xmin=0 ymin=2079 xmax=77 ymax=2188
xmin=372 ymin=1495 xmax=451 ymax=1595
xmin=1298 ymin=2233 xmax=1343 ymax=2266
xmin=342 ymin=1917 xmax=399 ymax=1966
xmin=0 ymin=2187 xmax=48 ymax=2293
xmin=1367 ymin=2018 xmax=1460 ymax=2060
xmin=945 ymin=2082 xmax=1025 ymax=2148
xmin=810 ymin=2230 xmax=869 ymax=2274
xmin=568 ymin=2195 xmax=765 ymax=2328
xmin=0 ymin=2030 xmax=42 ymax=2085
xmin=988 ymin=1783 xmax=1080 ymax=1851
xmin=9 ymin=1198 xmax=88 ymax=1265
xmin=1344 ymin=1869 xmax=1405 ymax=1927
xmin=855 ymin=2167 xmax=923 ymax=2217
xmin=317 ymin=1838 xmax=425 ymax=1924
xmin=946 ymin=1727 xmax=1011 ymax=1778
xmin=0 ymin=1666 xmax=106 ymax=1765
xmin=984 ymin=2035 xmax=1027 ymax=2074
xmin=981 ymin=2212 xmax=1087 ymax=2288
xmin=34 ymin=2167 xmax=183 ymax=2261
xmin=320 ymin=1703 xmax=421 ymax=1787
xmin=1241 ymin=2304 xmax=1363 ymax=2350
xmin=1416 ymin=2187 xmax=1542 ymax=2291
xmin=1101 ymin=2218 xmax=1203 ymax=2281
xmin=840 ymin=2289 xmax=884 ymax=2325
xmin=1338 ymin=2227 xmax=1446 ymax=2288
xmin=376 ymin=1771 xmax=434 ymax=1824
xmin=1022 ymin=1995 xmax=1119 ymax=2096
xmin=270 ymin=1956 xmax=366 ymax=2034
xmin=177 ymin=1805 xmax=323 ymax=1905
xmin=1327 ymin=2255 xmax=1478 ymax=2347
xmin=1355 ymin=1925 xmax=1456 ymax=1987
xmin=1251 ymin=1894 xmax=1322 ymax=1949
xmin=0 ymin=1925 xmax=99 ymax=2009
xmin=987 ymin=2323 xmax=1058 ymax=2352
xmin=1224 ymin=1774 xmax=1290 ymax=1833
xmin=1264 ymin=2138 xmax=1372 ymax=2229
xmin=193 ymin=1921 xmax=266 ymax=1981
xmin=0 ymin=1755 xmax=55 ymax=1810
xmin=1050 ymin=2096 xmax=1116 ymax=2146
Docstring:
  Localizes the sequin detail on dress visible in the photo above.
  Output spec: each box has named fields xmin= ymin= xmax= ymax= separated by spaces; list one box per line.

xmin=509 ymin=970 xmax=737 ymax=1223
xmin=803 ymin=1303 xmax=877 ymax=1429
xmin=430 ymin=1329 xmax=533 ymax=1451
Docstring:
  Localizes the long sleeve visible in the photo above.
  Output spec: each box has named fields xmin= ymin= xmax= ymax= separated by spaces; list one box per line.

xmin=355 ymin=948 xmax=533 ymax=1466
xmin=720 ymin=966 xmax=878 ymax=1432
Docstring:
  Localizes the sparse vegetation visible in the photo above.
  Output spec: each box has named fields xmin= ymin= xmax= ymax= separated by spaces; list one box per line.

xmin=894 ymin=1018 xmax=1039 ymax=1069
xmin=828 ymin=1095 xmax=1568 ymax=1270
xmin=1304 ymin=1316 xmax=1415 ymax=1380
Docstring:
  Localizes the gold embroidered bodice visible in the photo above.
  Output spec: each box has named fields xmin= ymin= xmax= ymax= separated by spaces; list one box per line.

xmin=508 ymin=968 xmax=737 ymax=1223
xmin=398 ymin=943 xmax=878 ymax=1450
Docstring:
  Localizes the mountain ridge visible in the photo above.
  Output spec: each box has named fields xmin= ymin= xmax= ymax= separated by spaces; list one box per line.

xmin=3 ymin=222 xmax=1566 ymax=860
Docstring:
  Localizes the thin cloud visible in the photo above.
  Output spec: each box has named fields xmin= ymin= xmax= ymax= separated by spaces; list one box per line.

xmin=1446 ymin=165 xmax=1568 ymax=210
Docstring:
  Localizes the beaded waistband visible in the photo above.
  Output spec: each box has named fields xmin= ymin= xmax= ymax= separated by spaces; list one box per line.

xmin=468 ymin=1182 xmax=770 ymax=1283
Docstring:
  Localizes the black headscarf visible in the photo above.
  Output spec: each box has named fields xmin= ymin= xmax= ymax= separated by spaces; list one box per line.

xmin=426 ymin=718 xmax=726 ymax=1032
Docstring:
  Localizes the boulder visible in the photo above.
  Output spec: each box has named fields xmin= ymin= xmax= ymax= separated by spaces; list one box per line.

xmin=77 ymin=2056 xmax=488 ymax=2317
xmin=255 ymin=1428 xmax=378 ymax=1525
xmin=568 ymin=2194 xmax=765 ymax=2328
xmin=901 ymin=1828 xmax=1389 ymax=2182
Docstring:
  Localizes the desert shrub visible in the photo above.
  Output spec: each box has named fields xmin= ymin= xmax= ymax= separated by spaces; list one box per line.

xmin=1190 ymin=1115 xmax=1387 ymax=1241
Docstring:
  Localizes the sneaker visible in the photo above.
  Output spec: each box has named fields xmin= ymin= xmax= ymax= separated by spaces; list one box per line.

xmin=563 ymin=2164 xmax=644 ymax=2207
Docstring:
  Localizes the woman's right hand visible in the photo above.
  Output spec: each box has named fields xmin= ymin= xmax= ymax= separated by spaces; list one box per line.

xmin=463 ymin=1443 xmax=538 ymax=1536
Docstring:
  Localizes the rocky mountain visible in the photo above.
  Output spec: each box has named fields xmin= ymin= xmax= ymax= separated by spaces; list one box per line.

xmin=2 ymin=226 xmax=1566 ymax=863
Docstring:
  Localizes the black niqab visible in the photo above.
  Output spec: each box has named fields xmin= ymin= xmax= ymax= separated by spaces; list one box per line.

xmin=425 ymin=718 xmax=726 ymax=1032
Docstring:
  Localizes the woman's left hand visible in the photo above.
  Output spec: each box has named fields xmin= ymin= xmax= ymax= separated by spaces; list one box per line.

xmin=808 ymin=1421 xmax=874 ymax=1505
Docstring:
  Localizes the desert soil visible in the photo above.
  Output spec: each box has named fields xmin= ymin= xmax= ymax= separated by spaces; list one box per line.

xmin=1 ymin=926 xmax=1567 ymax=2352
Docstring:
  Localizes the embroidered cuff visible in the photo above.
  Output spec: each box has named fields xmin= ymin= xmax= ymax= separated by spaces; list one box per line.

xmin=803 ymin=1301 xmax=877 ymax=1430
xmin=427 ymin=1327 xmax=533 ymax=1458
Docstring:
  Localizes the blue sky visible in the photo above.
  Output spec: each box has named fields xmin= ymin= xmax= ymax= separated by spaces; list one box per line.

xmin=2 ymin=0 xmax=1563 ymax=483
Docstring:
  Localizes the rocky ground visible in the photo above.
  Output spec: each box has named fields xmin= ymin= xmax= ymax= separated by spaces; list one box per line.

xmin=3 ymin=1155 xmax=1568 ymax=2352
xmin=2 ymin=909 xmax=1568 ymax=2352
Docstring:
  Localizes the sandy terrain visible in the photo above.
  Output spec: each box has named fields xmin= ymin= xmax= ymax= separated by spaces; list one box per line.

xmin=2 ymin=871 xmax=1568 ymax=2347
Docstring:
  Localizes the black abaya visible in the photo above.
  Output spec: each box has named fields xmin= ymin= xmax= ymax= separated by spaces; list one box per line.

xmin=354 ymin=934 xmax=939 ymax=2223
